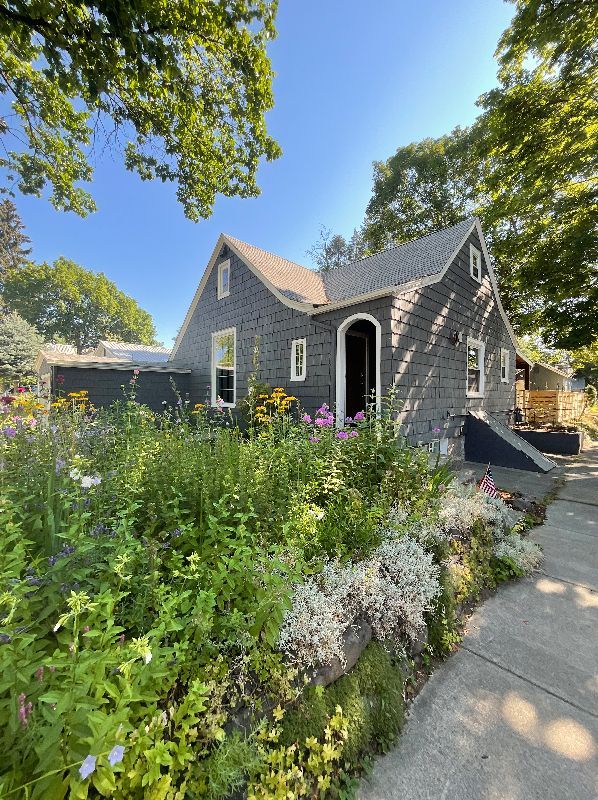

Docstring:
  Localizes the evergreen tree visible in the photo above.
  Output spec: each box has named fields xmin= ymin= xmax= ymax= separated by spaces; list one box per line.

xmin=0 ymin=309 xmax=42 ymax=384
xmin=0 ymin=199 xmax=31 ymax=275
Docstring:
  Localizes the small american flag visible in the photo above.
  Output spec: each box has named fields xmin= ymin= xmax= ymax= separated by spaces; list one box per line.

xmin=479 ymin=464 xmax=499 ymax=498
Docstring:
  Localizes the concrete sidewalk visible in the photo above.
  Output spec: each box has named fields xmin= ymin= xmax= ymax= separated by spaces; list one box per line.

xmin=359 ymin=444 xmax=598 ymax=800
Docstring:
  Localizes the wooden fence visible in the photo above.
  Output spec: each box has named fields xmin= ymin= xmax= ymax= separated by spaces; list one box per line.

xmin=515 ymin=388 xmax=586 ymax=425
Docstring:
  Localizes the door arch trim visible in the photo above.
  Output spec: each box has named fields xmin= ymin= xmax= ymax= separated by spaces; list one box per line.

xmin=335 ymin=312 xmax=382 ymax=424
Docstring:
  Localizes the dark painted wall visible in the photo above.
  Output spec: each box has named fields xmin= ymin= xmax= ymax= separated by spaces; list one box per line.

xmin=170 ymin=229 xmax=515 ymax=453
xmin=170 ymin=243 xmax=336 ymax=411
xmin=52 ymin=367 xmax=190 ymax=413
xmin=388 ymin=228 xmax=515 ymax=450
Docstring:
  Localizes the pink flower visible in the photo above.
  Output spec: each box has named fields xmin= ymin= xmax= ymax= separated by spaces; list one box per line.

xmin=349 ymin=430 xmax=359 ymax=438
xmin=133 ymin=369 xmax=140 ymax=376
xmin=433 ymin=426 xmax=441 ymax=433
xmin=301 ymin=414 xmax=312 ymax=424
xmin=353 ymin=411 xmax=365 ymax=422
xmin=314 ymin=416 xmax=333 ymax=427
xmin=309 ymin=436 xmax=320 ymax=443
xmin=18 ymin=693 xmax=33 ymax=727
xmin=56 ymin=374 xmax=65 ymax=384
xmin=336 ymin=430 xmax=349 ymax=440
xmin=35 ymin=667 xmax=44 ymax=681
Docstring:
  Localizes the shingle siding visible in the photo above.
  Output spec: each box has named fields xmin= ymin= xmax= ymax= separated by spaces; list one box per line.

xmin=170 ymin=245 xmax=335 ymax=410
xmin=389 ymin=229 xmax=515 ymax=452
xmin=170 ymin=230 xmax=515 ymax=453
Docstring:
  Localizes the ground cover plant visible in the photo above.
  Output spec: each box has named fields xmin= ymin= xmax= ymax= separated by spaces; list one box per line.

xmin=0 ymin=380 xmax=541 ymax=798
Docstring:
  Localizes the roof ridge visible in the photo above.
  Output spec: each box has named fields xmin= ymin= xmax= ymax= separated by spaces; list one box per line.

xmin=224 ymin=233 xmax=317 ymax=275
xmin=333 ymin=216 xmax=476 ymax=272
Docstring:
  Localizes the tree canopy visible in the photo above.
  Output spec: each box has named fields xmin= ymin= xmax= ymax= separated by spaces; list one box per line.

xmin=3 ymin=257 xmax=157 ymax=352
xmin=306 ymin=226 xmax=367 ymax=272
xmin=0 ymin=308 xmax=42 ymax=383
xmin=312 ymin=0 xmax=597 ymax=350
xmin=0 ymin=0 xmax=281 ymax=219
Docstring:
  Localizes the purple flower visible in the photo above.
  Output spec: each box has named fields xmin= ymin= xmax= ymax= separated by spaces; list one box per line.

xmin=433 ymin=426 xmax=441 ymax=433
xmin=56 ymin=374 xmax=65 ymax=385
xmin=344 ymin=416 xmax=353 ymax=424
xmin=18 ymin=693 xmax=33 ymax=727
xmin=316 ymin=403 xmax=329 ymax=415
xmin=301 ymin=413 xmax=312 ymax=424
xmin=55 ymin=458 xmax=66 ymax=475
xmin=79 ymin=755 xmax=97 ymax=780
xmin=108 ymin=745 xmax=125 ymax=766
xmin=336 ymin=430 xmax=349 ymax=440
xmin=353 ymin=411 xmax=365 ymax=422
xmin=349 ymin=430 xmax=359 ymax=438
xmin=3 ymin=426 xmax=17 ymax=438
xmin=309 ymin=436 xmax=320 ymax=443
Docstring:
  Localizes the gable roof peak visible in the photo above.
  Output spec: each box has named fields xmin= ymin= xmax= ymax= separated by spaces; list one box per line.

xmin=222 ymin=233 xmax=328 ymax=305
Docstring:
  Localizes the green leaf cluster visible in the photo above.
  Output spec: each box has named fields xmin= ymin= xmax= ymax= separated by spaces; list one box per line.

xmin=3 ymin=257 xmax=157 ymax=351
xmin=0 ymin=0 xmax=281 ymax=219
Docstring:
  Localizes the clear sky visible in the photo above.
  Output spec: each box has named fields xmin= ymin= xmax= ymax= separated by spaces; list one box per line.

xmin=12 ymin=0 xmax=514 ymax=346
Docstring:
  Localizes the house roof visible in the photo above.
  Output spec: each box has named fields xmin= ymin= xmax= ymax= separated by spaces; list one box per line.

xmin=224 ymin=235 xmax=329 ymax=305
xmin=225 ymin=218 xmax=475 ymax=306
xmin=172 ymin=217 xmax=519 ymax=356
xmin=321 ymin=218 xmax=476 ymax=302
xmin=36 ymin=350 xmax=189 ymax=373
xmin=43 ymin=343 xmax=78 ymax=354
xmin=97 ymin=341 xmax=171 ymax=362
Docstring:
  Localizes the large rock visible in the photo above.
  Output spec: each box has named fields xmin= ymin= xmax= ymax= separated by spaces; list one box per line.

xmin=311 ymin=619 xmax=372 ymax=687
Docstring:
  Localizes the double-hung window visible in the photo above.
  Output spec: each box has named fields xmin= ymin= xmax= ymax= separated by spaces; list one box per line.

xmin=500 ymin=348 xmax=510 ymax=383
xmin=470 ymin=245 xmax=482 ymax=283
xmin=217 ymin=259 xmax=230 ymax=299
xmin=467 ymin=337 xmax=485 ymax=397
xmin=211 ymin=328 xmax=236 ymax=406
xmin=290 ymin=338 xmax=306 ymax=381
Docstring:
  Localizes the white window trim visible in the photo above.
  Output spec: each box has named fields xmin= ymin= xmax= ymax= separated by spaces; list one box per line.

xmin=217 ymin=259 xmax=230 ymax=299
xmin=211 ymin=326 xmax=236 ymax=407
xmin=290 ymin=338 xmax=307 ymax=382
xmin=466 ymin=337 xmax=485 ymax=398
xmin=470 ymin=244 xmax=482 ymax=283
xmin=500 ymin=348 xmax=510 ymax=383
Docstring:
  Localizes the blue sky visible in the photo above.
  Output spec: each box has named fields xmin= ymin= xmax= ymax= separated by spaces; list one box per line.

xmin=13 ymin=0 xmax=514 ymax=346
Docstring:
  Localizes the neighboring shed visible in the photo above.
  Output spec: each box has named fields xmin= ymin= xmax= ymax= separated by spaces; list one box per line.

xmin=35 ymin=350 xmax=189 ymax=413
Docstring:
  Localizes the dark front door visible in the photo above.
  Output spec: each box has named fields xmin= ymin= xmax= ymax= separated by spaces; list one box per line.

xmin=345 ymin=331 xmax=369 ymax=418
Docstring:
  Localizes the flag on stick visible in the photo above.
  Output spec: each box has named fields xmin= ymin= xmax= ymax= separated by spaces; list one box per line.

xmin=479 ymin=464 xmax=499 ymax=498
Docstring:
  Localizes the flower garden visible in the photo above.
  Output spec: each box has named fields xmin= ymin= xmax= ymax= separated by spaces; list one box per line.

xmin=0 ymin=381 xmax=542 ymax=799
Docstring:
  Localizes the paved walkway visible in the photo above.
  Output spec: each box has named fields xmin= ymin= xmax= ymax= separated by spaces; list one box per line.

xmin=359 ymin=444 xmax=598 ymax=800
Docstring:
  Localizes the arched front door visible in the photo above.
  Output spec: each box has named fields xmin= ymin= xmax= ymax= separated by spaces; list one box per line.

xmin=335 ymin=313 xmax=382 ymax=423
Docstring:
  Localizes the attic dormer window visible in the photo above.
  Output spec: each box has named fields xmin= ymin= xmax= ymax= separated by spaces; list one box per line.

xmin=218 ymin=259 xmax=230 ymax=299
xmin=470 ymin=245 xmax=482 ymax=283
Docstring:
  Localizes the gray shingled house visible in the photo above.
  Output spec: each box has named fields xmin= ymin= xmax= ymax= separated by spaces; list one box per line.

xmin=38 ymin=218 xmax=554 ymax=469
xmin=169 ymin=217 xmax=552 ymax=465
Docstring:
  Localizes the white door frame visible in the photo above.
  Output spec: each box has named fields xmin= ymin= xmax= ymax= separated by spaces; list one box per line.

xmin=335 ymin=312 xmax=382 ymax=424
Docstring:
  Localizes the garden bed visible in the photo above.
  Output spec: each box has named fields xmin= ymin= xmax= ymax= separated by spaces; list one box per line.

xmin=515 ymin=426 xmax=584 ymax=455
xmin=0 ymin=383 xmax=542 ymax=799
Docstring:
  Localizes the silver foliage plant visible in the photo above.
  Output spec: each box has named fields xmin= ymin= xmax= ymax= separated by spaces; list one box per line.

xmin=278 ymin=533 xmax=441 ymax=670
xmin=280 ymin=479 xmax=543 ymax=670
